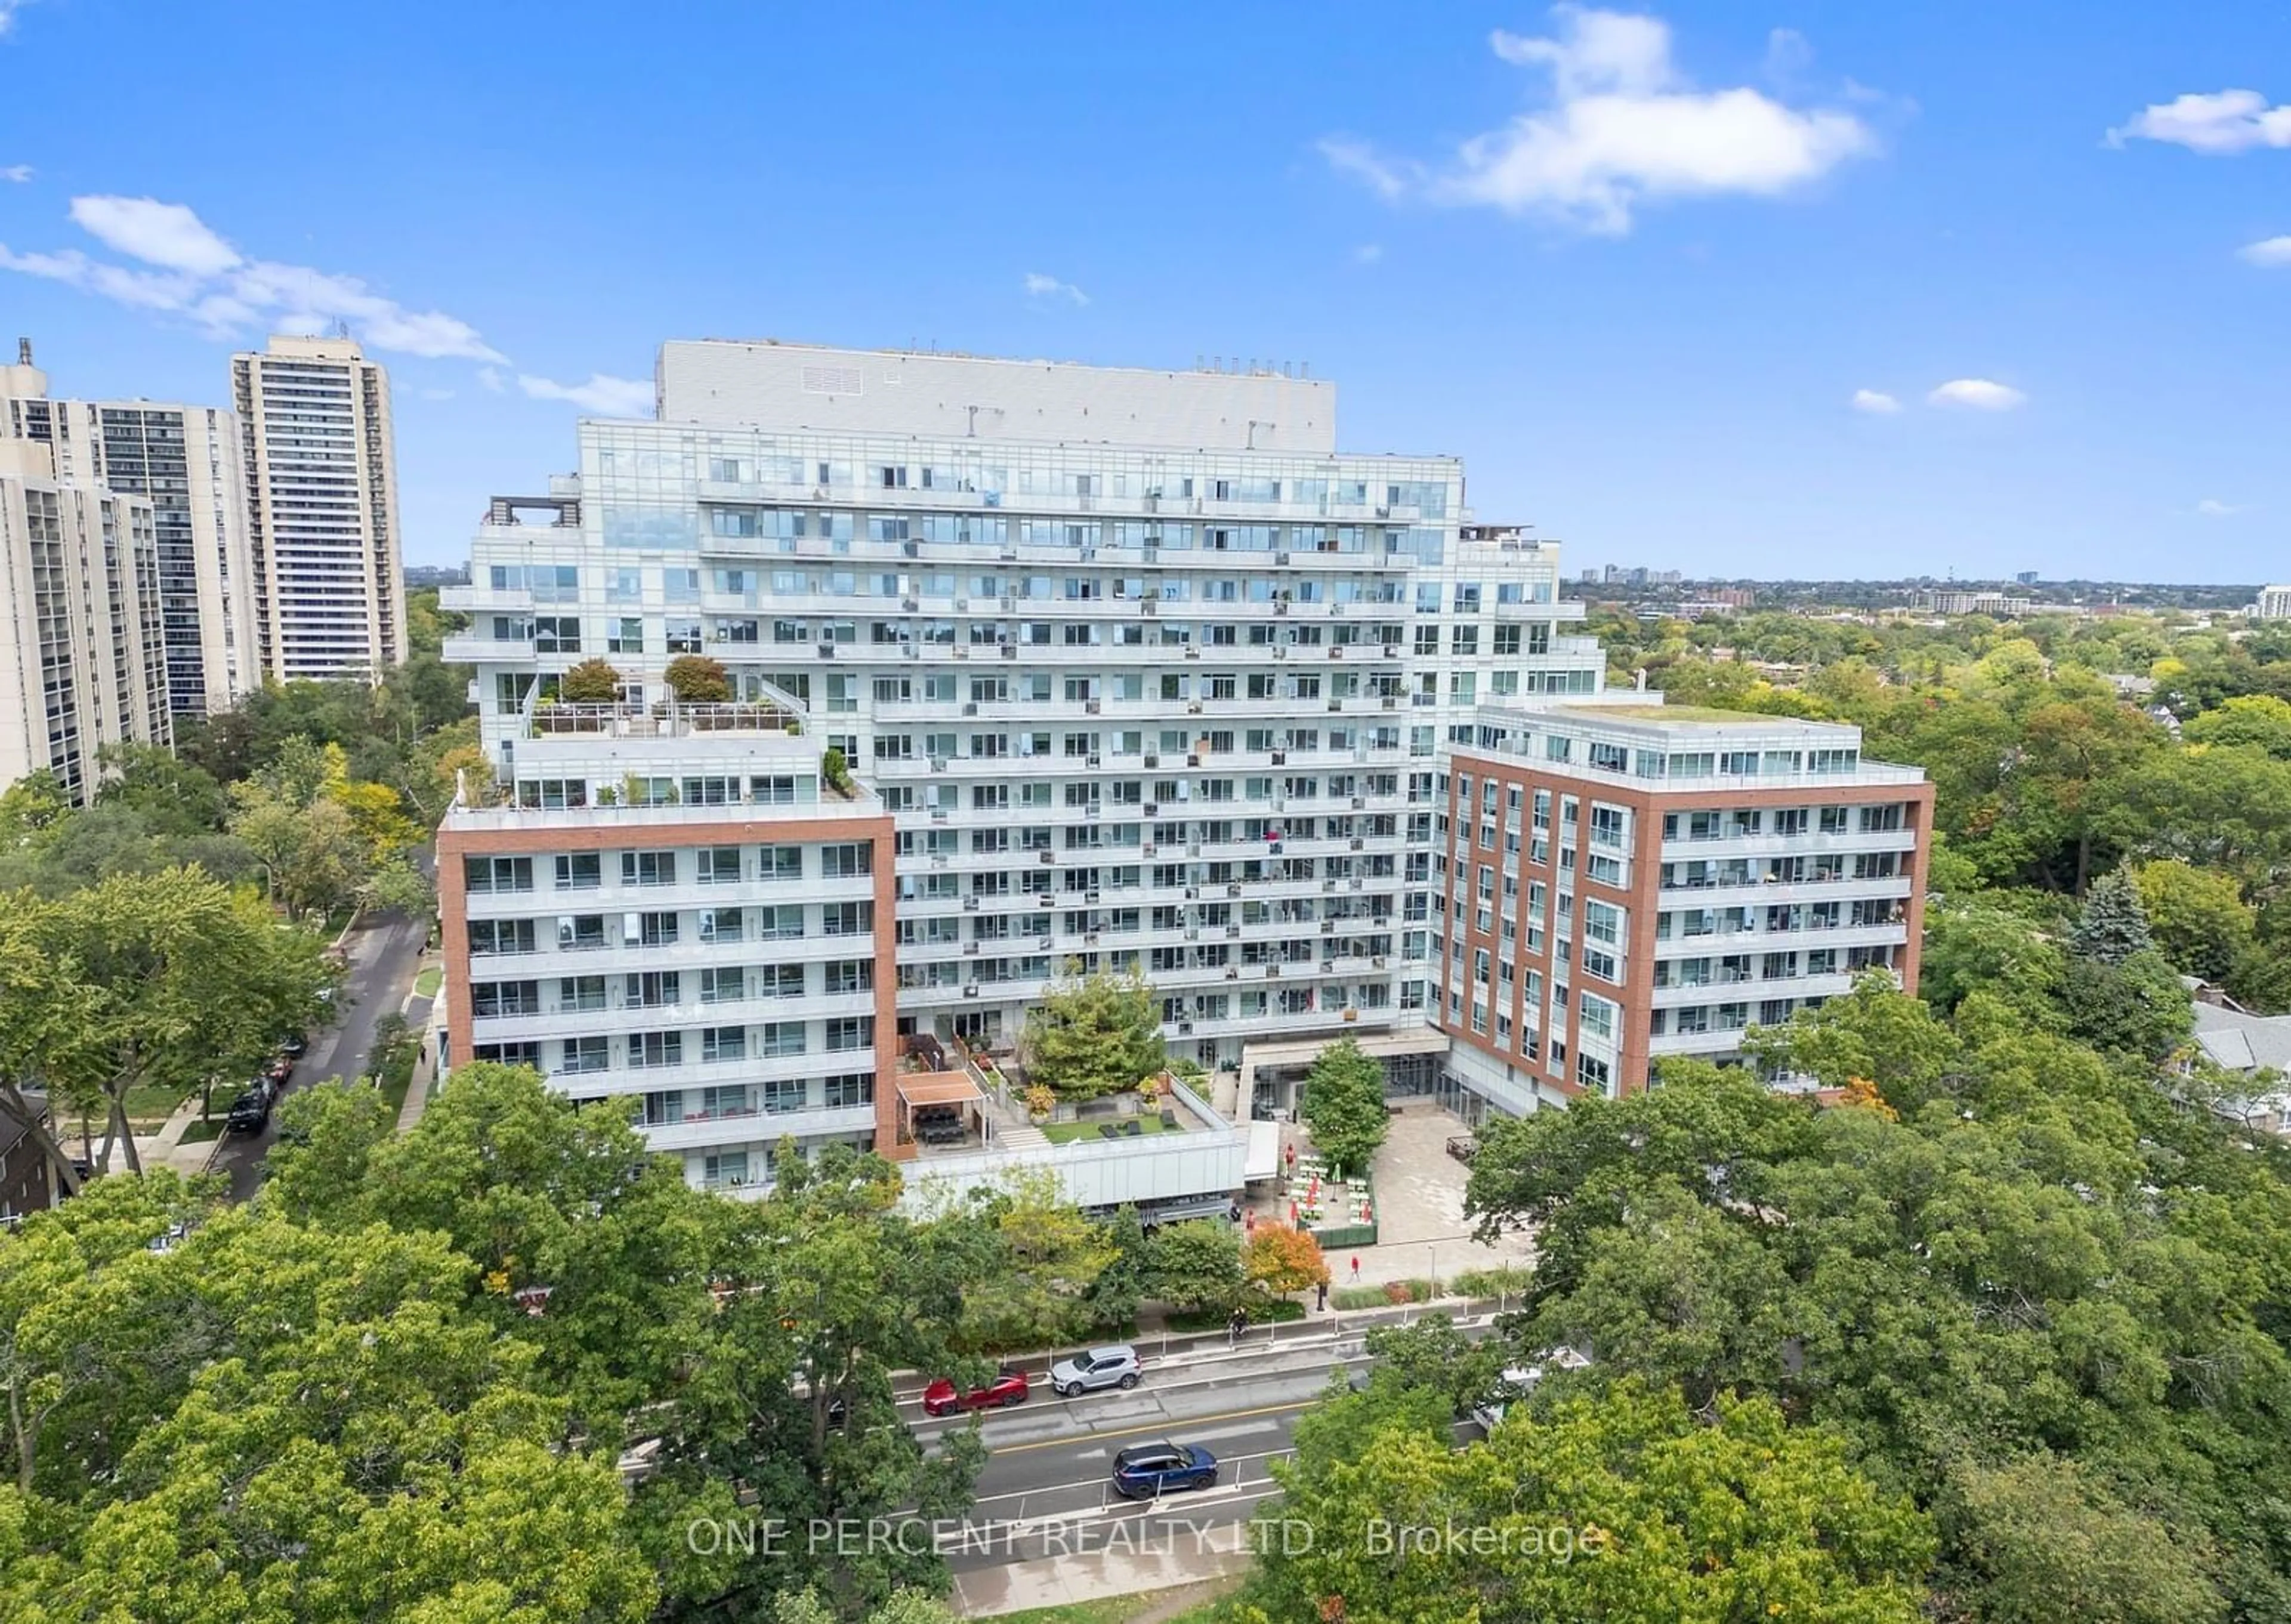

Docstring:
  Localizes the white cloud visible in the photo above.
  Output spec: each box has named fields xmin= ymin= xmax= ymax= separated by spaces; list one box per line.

xmin=477 ymin=366 xmax=507 ymax=393
xmin=1927 ymin=378 xmax=2026 ymax=410
xmin=1850 ymin=388 xmax=1901 ymax=414
xmin=2108 ymin=89 xmax=2291 ymax=154
xmin=69 ymin=195 xmax=240 ymax=274
xmin=0 ymin=165 xmax=30 ymax=184
xmin=1023 ymin=271 xmax=1089 ymax=306
xmin=516 ymin=372 xmax=653 ymax=417
xmin=2238 ymin=234 xmax=2291 ymax=267
xmin=0 ymin=193 xmax=507 ymax=361
xmin=1320 ymin=5 xmax=1876 ymax=234
xmin=1352 ymin=242 xmax=1384 ymax=264
xmin=2196 ymin=498 xmax=2249 ymax=517
xmin=0 ymin=1 xmax=36 ymax=39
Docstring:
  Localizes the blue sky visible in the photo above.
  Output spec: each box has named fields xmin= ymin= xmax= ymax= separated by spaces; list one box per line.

xmin=2 ymin=0 xmax=2287 ymax=582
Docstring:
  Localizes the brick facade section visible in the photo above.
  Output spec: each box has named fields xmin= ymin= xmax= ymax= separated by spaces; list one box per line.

xmin=437 ymin=807 xmax=900 ymax=1151
xmin=1438 ymin=753 xmax=1934 ymax=1099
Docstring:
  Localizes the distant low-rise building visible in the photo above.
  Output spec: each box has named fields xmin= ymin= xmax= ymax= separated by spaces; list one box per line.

xmin=2252 ymin=586 xmax=2291 ymax=621
xmin=1919 ymin=588 xmax=2034 ymax=618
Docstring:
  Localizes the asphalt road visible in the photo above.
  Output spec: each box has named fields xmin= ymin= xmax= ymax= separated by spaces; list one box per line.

xmin=887 ymin=1317 xmax=1492 ymax=1572
xmin=209 ymin=907 xmax=430 ymax=1202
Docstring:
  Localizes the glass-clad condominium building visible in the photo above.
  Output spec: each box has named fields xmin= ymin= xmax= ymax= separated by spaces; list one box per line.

xmin=447 ymin=341 xmax=1611 ymax=1087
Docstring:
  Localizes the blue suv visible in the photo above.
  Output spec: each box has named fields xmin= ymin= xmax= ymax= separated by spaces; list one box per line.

xmin=1111 ymin=1442 xmax=1218 ymax=1499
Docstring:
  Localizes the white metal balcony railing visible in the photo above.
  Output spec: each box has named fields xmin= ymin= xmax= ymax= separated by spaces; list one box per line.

xmin=468 ymin=988 xmax=877 ymax=1045
xmin=638 ymin=1104 xmax=878 ymax=1155
xmin=549 ymin=1048 xmax=878 ymax=1101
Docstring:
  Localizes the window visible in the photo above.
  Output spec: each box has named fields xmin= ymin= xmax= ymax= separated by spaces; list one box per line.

xmin=759 ymin=964 xmax=805 ymax=999
xmin=702 ymin=1026 xmax=746 ymax=1063
xmin=699 ymin=967 xmax=744 ymax=1004
xmin=464 ymin=856 xmax=533 ymax=894
xmin=822 ymin=901 xmax=872 ymax=936
xmin=622 ymin=850 xmax=677 ymax=887
xmin=758 ymin=1021 xmax=807 ymax=1057
xmin=558 ymin=1036 xmax=609 ymax=1075
xmin=757 ymin=904 xmax=804 ymax=940
xmin=554 ymin=853 xmax=601 ymax=890
xmin=639 ymin=911 xmax=679 ymax=947
xmin=820 ymin=842 xmax=873 ymax=878
xmin=702 ymin=1150 xmax=748 ymax=1188
xmin=824 ymin=959 xmax=872 ymax=994
xmin=757 ymin=845 xmax=804 ymax=881
xmin=696 ymin=846 xmax=742 ymax=884
xmin=468 ymin=919 xmax=535 ymax=956
xmin=698 ymin=906 xmax=744 ymax=943
xmin=630 ymin=1030 xmax=683 ymax=1069
xmin=826 ymin=1016 xmax=873 ymax=1052
xmin=608 ymin=617 xmax=644 ymax=654
xmin=473 ymin=1041 xmax=542 ymax=1069
xmin=470 ymin=980 xmax=539 ymax=1018
xmin=559 ymin=974 xmax=606 ymax=1011
xmin=625 ymin=971 xmax=680 ymax=1008
xmin=823 ymin=1073 xmax=872 ymax=1109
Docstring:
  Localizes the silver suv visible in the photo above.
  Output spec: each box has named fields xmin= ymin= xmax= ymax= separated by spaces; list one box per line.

xmin=1049 ymin=1344 xmax=1141 ymax=1397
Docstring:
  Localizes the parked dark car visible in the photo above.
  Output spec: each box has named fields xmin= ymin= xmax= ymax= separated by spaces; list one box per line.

xmin=1111 ymin=1442 xmax=1218 ymax=1499
xmin=226 ymin=1078 xmax=277 ymax=1134
xmin=280 ymin=1033 xmax=309 ymax=1058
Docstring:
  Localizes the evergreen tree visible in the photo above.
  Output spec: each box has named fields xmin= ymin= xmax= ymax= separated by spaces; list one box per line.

xmin=2068 ymin=866 xmax=2156 ymax=965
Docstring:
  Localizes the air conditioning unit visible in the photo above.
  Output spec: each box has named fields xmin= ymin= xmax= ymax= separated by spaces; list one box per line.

xmin=964 ymin=941 xmax=980 ymax=955
xmin=1383 ymin=646 xmax=1401 ymax=659
xmin=1271 ymin=750 xmax=1286 ymax=765
xmin=1178 ymin=1020 xmax=1194 ymax=1035
xmin=1185 ymin=887 xmax=1200 ymax=899
xmin=1087 ymin=753 xmax=1101 ymax=767
xmin=999 ymin=644 xmax=1016 ymax=659
xmin=1327 ymin=699 xmax=1342 ymax=712
xmin=961 ymin=702 xmax=978 ymax=717
xmin=1144 ymin=753 xmax=1160 ymax=768
xmin=1039 ymin=850 xmax=1056 ymax=864
xmin=1184 ymin=646 xmax=1202 ymax=659
xmin=817 ymin=643 xmax=836 ymax=657
xmin=1187 ymin=701 xmax=1203 ymax=714
xmin=1267 ymin=964 xmax=1282 ymax=978
xmin=1144 ymin=802 xmax=1159 ymax=817
xmin=1321 ymin=921 xmax=1336 ymax=935
xmin=963 ymin=896 xmax=980 ymax=911
xmin=1225 ymin=967 xmax=1239 ymax=980
xmin=1275 ymin=551 xmax=1290 ymax=565
xmin=1086 ymin=699 xmax=1103 ymax=714
xmin=1329 ymin=648 xmax=1344 ymax=661
xmin=1226 ymin=924 xmax=1242 ymax=937
xmin=1351 ymin=796 xmax=1366 ymax=810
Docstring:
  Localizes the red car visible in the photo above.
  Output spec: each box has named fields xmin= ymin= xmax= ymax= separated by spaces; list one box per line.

xmin=921 ymin=1369 xmax=1030 ymax=1417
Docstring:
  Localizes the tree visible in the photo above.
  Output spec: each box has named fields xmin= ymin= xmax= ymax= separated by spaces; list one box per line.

xmin=1144 ymin=1219 xmax=1243 ymax=1313
xmin=2131 ymin=859 xmax=2255 ymax=985
xmin=1083 ymin=1204 xmax=1148 ymax=1330
xmin=1298 ymin=1036 xmax=1388 ymax=1175
xmin=1356 ymin=1312 xmax=1510 ymax=1422
xmin=558 ymin=657 xmax=624 ymax=703
xmin=1940 ymin=1455 xmax=2227 ymax=1624
xmin=2070 ymin=866 xmax=2157 ymax=965
xmin=948 ymin=1169 xmax=1117 ymax=1349
xmin=1243 ymin=1223 xmax=1329 ymax=1298
xmin=1234 ymin=1378 xmax=1933 ymax=1624
xmin=1019 ymin=967 xmax=1165 ymax=1102
xmin=1 ymin=869 xmax=331 ymax=1178
xmin=2182 ymin=693 xmax=2291 ymax=759
xmin=663 ymin=653 xmax=731 ymax=703
xmin=228 ymin=783 xmax=368 ymax=920
xmin=821 ymin=745 xmax=853 ymax=796
xmin=0 ymin=773 xmax=68 ymax=847
xmin=0 ymin=1174 xmax=657 ymax=1623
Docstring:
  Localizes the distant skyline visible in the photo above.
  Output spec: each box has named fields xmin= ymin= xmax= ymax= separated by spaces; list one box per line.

xmin=2 ymin=1 xmax=2287 ymax=580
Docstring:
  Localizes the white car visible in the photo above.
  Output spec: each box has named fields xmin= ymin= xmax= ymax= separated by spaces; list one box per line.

xmin=1049 ymin=1344 xmax=1141 ymax=1397
xmin=1469 ymin=1347 xmax=1591 ymax=1432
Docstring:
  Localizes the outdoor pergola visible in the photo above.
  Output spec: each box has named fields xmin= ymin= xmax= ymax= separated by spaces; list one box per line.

xmin=896 ymin=1070 xmax=987 ymax=1149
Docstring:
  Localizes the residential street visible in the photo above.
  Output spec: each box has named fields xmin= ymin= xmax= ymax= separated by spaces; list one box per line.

xmin=209 ymin=907 xmax=430 ymax=1202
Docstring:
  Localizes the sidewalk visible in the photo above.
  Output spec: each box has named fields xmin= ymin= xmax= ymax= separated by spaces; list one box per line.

xmin=952 ymin=1544 xmax=1252 ymax=1619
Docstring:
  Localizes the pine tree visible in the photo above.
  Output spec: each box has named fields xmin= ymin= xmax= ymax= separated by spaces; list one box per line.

xmin=2068 ymin=866 xmax=2156 ymax=966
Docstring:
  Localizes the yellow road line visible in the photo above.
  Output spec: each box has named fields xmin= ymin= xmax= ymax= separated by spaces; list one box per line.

xmin=988 ymin=1398 xmax=1315 ymax=1456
